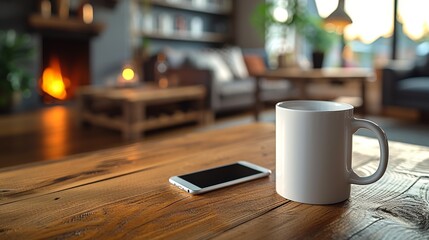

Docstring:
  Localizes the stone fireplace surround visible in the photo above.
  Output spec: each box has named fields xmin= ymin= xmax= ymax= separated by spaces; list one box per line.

xmin=29 ymin=15 xmax=103 ymax=104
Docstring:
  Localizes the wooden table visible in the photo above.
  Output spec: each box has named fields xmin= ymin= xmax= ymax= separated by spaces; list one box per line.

xmin=254 ymin=68 xmax=374 ymax=120
xmin=1 ymin=123 xmax=428 ymax=239
xmin=76 ymin=85 xmax=207 ymax=140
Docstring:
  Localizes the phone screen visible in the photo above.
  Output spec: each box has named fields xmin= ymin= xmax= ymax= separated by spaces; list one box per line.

xmin=178 ymin=163 xmax=263 ymax=188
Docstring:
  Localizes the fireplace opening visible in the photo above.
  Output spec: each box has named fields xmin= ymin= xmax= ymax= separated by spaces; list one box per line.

xmin=28 ymin=13 xmax=104 ymax=104
xmin=40 ymin=36 xmax=90 ymax=103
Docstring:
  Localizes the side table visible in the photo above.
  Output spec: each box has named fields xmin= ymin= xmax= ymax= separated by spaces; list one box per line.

xmin=76 ymin=85 xmax=207 ymax=140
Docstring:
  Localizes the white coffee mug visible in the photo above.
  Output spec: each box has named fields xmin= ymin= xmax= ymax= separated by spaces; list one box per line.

xmin=276 ymin=100 xmax=388 ymax=204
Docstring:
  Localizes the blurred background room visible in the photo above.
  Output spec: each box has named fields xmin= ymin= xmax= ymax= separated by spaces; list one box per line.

xmin=0 ymin=0 xmax=428 ymax=168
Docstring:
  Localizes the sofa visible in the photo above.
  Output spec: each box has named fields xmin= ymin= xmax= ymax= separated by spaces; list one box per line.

xmin=382 ymin=54 xmax=429 ymax=118
xmin=145 ymin=47 xmax=296 ymax=116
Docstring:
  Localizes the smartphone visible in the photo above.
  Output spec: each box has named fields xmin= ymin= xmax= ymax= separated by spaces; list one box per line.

xmin=169 ymin=161 xmax=271 ymax=194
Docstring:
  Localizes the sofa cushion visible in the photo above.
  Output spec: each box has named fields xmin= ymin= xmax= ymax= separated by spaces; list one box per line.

xmin=243 ymin=55 xmax=266 ymax=76
xmin=218 ymin=79 xmax=254 ymax=97
xmin=415 ymin=53 xmax=429 ymax=76
xmin=218 ymin=47 xmax=249 ymax=80
xmin=397 ymin=77 xmax=429 ymax=103
xmin=261 ymin=79 xmax=292 ymax=91
xmin=396 ymin=77 xmax=429 ymax=110
xmin=218 ymin=78 xmax=293 ymax=98
xmin=188 ymin=51 xmax=233 ymax=83
xmin=398 ymin=77 xmax=429 ymax=93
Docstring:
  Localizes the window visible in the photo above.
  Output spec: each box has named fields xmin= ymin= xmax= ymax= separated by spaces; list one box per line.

xmin=266 ymin=0 xmax=429 ymax=67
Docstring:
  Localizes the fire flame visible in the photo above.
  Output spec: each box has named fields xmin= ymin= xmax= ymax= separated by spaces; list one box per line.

xmin=41 ymin=57 xmax=69 ymax=100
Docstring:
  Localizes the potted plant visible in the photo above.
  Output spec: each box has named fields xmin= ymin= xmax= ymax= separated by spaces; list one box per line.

xmin=301 ymin=17 xmax=336 ymax=68
xmin=251 ymin=1 xmax=335 ymax=68
xmin=251 ymin=0 xmax=308 ymax=67
xmin=251 ymin=0 xmax=309 ymax=36
xmin=0 ymin=30 xmax=33 ymax=114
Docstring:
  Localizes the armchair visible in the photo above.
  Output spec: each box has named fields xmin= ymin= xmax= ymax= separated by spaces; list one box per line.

xmin=382 ymin=55 xmax=429 ymax=115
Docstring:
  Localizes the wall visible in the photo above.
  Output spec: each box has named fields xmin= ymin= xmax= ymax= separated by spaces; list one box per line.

xmin=234 ymin=0 xmax=265 ymax=49
xmin=0 ymin=0 xmax=35 ymax=31
xmin=91 ymin=0 xmax=132 ymax=86
xmin=92 ymin=0 xmax=239 ymax=84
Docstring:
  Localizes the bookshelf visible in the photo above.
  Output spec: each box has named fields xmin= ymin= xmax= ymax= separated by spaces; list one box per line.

xmin=149 ymin=0 xmax=232 ymax=15
xmin=132 ymin=30 xmax=229 ymax=43
xmin=131 ymin=0 xmax=233 ymax=46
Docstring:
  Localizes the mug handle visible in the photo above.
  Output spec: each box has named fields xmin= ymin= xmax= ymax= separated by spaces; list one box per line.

xmin=349 ymin=118 xmax=389 ymax=185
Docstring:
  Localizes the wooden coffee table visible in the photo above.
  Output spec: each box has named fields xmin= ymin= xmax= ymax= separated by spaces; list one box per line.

xmin=76 ymin=84 xmax=207 ymax=140
xmin=1 ymin=123 xmax=428 ymax=239
xmin=254 ymin=68 xmax=374 ymax=120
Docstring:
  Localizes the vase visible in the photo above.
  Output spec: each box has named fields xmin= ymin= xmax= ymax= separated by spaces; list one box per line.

xmin=312 ymin=51 xmax=325 ymax=69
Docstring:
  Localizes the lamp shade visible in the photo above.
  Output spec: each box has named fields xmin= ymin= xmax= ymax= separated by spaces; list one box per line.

xmin=325 ymin=0 xmax=352 ymax=31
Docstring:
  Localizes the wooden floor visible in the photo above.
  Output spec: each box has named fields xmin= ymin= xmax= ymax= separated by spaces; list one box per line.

xmin=0 ymin=106 xmax=204 ymax=169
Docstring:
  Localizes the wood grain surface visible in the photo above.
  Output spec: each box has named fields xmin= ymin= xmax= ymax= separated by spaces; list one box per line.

xmin=254 ymin=68 xmax=374 ymax=80
xmin=0 ymin=123 xmax=428 ymax=239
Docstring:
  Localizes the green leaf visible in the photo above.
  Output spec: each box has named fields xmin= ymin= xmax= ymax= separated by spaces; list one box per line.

xmin=0 ymin=30 xmax=34 ymax=99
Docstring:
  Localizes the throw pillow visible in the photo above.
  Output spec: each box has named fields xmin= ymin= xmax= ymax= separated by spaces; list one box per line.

xmin=188 ymin=51 xmax=233 ymax=82
xmin=243 ymin=55 xmax=266 ymax=76
xmin=218 ymin=47 xmax=249 ymax=80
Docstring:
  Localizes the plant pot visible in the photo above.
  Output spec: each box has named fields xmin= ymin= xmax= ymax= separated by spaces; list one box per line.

xmin=312 ymin=51 xmax=325 ymax=69
xmin=278 ymin=52 xmax=299 ymax=69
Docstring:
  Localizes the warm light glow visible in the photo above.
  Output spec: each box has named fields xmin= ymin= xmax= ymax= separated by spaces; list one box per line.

xmin=273 ymin=7 xmax=289 ymax=23
xmin=158 ymin=77 xmax=169 ymax=88
xmin=122 ymin=68 xmax=135 ymax=81
xmin=41 ymin=57 xmax=68 ymax=100
xmin=40 ymin=0 xmax=51 ymax=18
xmin=41 ymin=106 xmax=69 ymax=161
xmin=398 ymin=0 xmax=429 ymax=41
xmin=82 ymin=3 xmax=93 ymax=24
xmin=117 ymin=64 xmax=139 ymax=85
xmin=316 ymin=0 xmax=393 ymax=44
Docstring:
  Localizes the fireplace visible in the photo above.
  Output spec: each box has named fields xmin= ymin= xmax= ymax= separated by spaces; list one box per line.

xmin=40 ymin=36 xmax=89 ymax=102
xmin=29 ymin=14 xmax=104 ymax=103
